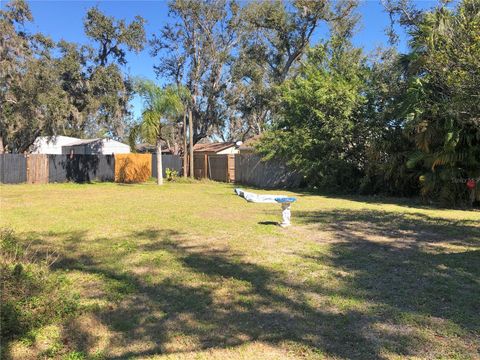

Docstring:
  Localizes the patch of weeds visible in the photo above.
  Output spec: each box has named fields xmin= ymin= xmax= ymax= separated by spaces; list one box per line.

xmin=110 ymin=316 xmax=138 ymax=332
xmin=41 ymin=341 xmax=64 ymax=358
xmin=19 ymin=329 xmax=38 ymax=347
xmin=165 ymin=168 xmax=179 ymax=181
xmin=91 ymin=350 xmax=106 ymax=360
xmin=142 ymin=273 xmax=155 ymax=285
xmin=103 ymin=276 xmax=136 ymax=302
xmin=36 ymin=324 xmax=64 ymax=358
xmin=63 ymin=350 xmax=86 ymax=360
xmin=236 ymin=294 xmax=255 ymax=308
xmin=173 ymin=176 xmax=200 ymax=184
xmin=112 ymin=240 xmax=137 ymax=253
xmin=1 ymin=228 xmax=79 ymax=347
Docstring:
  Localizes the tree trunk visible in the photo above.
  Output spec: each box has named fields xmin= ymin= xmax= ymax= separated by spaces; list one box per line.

xmin=0 ymin=135 xmax=4 ymax=154
xmin=183 ymin=110 xmax=187 ymax=177
xmin=156 ymin=138 xmax=163 ymax=185
xmin=189 ymin=108 xmax=194 ymax=178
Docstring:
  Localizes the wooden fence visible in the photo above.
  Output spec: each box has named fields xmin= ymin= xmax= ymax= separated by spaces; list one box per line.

xmin=188 ymin=153 xmax=299 ymax=188
xmin=191 ymin=154 xmax=236 ymax=182
xmin=207 ymin=155 xmax=229 ymax=182
xmin=1 ymin=153 xmax=300 ymax=189
xmin=27 ymin=154 xmax=49 ymax=184
xmin=234 ymin=154 xmax=301 ymax=189
xmin=49 ymin=155 xmax=115 ymax=183
xmin=0 ymin=154 xmax=27 ymax=183
xmin=193 ymin=154 xmax=208 ymax=179
xmin=115 ymin=154 xmax=151 ymax=183
xmin=0 ymin=154 xmax=182 ymax=184
xmin=152 ymin=154 xmax=183 ymax=178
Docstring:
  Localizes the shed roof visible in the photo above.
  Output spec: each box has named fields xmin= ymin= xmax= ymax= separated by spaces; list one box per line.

xmin=193 ymin=142 xmax=236 ymax=153
xmin=68 ymin=138 xmax=100 ymax=145
xmin=68 ymin=138 xmax=129 ymax=147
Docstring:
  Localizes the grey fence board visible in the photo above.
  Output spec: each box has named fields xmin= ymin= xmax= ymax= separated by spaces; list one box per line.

xmin=208 ymin=155 xmax=228 ymax=182
xmin=234 ymin=154 xmax=301 ymax=189
xmin=49 ymin=155 xmax=114 ymax=183
xmin=152 ymin=154 xmax=183 ymax=178
xmin=0 ymin=154 xmax=27 ymax=184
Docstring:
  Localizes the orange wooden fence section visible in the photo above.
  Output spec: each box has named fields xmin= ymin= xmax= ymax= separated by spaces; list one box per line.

xmin=114 ymin=154 xmax=152 ymax=183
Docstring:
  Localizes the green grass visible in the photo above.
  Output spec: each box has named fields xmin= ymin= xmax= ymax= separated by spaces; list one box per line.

xmin=1 ymin=181 xmax=479 ymax=359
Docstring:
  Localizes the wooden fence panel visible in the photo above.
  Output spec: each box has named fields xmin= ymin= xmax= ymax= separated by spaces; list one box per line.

xmin=234 ymin=154 xmax=301 ymax=189
xmin=115 ymin=154 xmax=151 ymax=183
xmin=27 ymin=154 xmax=48 ymax=184
xmin=0 ymin=154 xmax=27 ymax=184
xmin=227 ymin=155 xmax=235 ymax=182
xmin=48 ymin=155 xmax=115 ymax=183
xmin=193 ymin=154 xmax=207 ymax=179
xmin=152 ymin=154 xmax=183 ymax=178
xmin=207 ymin=155 xmax=228 ymax=182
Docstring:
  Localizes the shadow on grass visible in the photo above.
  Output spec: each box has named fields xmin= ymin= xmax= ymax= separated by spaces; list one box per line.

xmin=294 ymin=209 xmax=480 ymax=246
xmin=295 ymin=209 xmax=479 ymax=330
xmin=7 ymin=208 xmax=480 ymax=359
xmin=258 ymin=221 xmax=279 ymax=226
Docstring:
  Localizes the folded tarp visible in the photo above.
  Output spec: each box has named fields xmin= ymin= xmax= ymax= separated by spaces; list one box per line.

xmin=235 ymin=188 xmax=296 ymax=204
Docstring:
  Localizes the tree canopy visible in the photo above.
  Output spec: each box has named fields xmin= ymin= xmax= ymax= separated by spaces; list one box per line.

xmin=257 ymin=0 xmax=480 ymax=206
xmin=0 ymin=0 xmax=145 ymax=153
xmin=1 ymin=0 xmax=478 ymax=206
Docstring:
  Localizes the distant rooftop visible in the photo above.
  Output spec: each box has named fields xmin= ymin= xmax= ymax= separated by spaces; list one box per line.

xmin=193 ymin=142 xmax=236 ymax=153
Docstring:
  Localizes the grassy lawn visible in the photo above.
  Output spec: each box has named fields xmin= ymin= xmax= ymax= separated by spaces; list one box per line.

xmin=1 ymin=181 xmax=479 ymax=359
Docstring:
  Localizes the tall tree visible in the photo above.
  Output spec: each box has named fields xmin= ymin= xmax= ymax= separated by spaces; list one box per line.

xmin=84 ymin=7 xmax=145 ymax=66
xmin=0 ymin=1 xmax=74 ymax=153
xmin=151 ymin=0 xmax=242 ymax=144
xmin=344 ymin=47 xmax=421 ymax=197
xmin=397 ymin=0 xmax=480 ymax=205
xmin=0 ymin=0 xmax=32 ymax=152
xmin=257 ymin=39 xmax=367 ymax=192
xmin=84 ymin=7 xmax=146 ymax=138
xmin=0 ymin=1 xmax=146 ymax=153
xmin=227 ymin=0 xmax=359 ymax=140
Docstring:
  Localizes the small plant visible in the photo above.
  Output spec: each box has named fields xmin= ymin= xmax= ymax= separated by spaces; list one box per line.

xmin=63 ymin=350 xmax=86 ymax=360
xmin=165 ymin=168 xmax=179 ymax=182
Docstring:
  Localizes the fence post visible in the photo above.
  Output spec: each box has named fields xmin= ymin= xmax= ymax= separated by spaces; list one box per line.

xmin=204 ymin=154 xmax=208 ymax=179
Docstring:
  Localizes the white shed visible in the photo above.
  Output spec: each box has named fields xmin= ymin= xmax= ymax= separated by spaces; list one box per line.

xmin=62 ymin=138 xmax=130 ymax=155
xmin=31 ymin=136 xmax=81 ymax=154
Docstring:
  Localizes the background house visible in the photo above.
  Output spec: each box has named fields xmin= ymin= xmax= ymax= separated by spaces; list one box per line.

xmin=31 ymin=136 xmax=80 ymax=154
xmin=62 ymin=138 xmax=130 ymax=155
xmin=31 ymin=136 xmax=130 ymax=155
xmin=193 ymin=142 xmax=239 ymax=155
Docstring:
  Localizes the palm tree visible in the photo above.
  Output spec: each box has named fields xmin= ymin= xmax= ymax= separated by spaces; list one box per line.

xmin=130 ymin=80 xmax=185 ymax=185
xmin=401 ymin=2 xmax=480 ymax=205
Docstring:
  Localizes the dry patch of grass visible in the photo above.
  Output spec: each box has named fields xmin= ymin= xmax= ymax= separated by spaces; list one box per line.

xmin=1 ymin=182 xmax=479 ymax=359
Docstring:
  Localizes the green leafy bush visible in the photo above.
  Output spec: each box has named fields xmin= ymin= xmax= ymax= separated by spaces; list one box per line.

xmin=165 ymin=168 xmax=179 ymax=182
